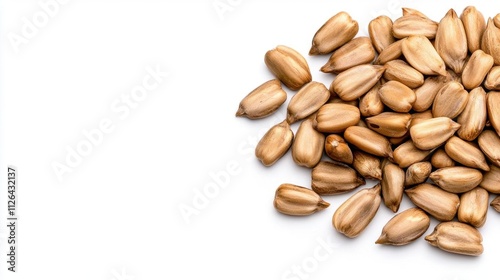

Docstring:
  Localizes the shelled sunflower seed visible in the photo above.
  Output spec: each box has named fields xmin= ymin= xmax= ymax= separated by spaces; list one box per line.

xmin=235 ymin=6 xmax=500 ymax=257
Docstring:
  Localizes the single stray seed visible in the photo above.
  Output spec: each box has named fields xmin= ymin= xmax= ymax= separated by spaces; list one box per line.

xmin=274 ymin=184 xmax=330 ymax=216
xmin=236 ymin=79 xmax=287 ymax=119
xmin=265 ymin=45 xmax=312 ymax=90
xmin=255 ymin=120 xmax=293 ymax=166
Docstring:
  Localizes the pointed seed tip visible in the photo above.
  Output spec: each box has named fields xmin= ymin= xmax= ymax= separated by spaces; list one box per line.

xmin=235 ymin=107 xmax=245 ymax=117
xmin=375 ymin=234 xmax=387 ymax=244
xmin=309 ymin=45 xmax=319 ymax=55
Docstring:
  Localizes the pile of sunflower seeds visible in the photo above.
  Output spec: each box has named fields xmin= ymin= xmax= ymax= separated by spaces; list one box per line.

xmin=236 ymin=6 xmax=500 ymax=256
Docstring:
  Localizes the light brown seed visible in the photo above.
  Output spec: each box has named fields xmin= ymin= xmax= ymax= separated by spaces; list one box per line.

xmin=431 ymin=148 xmax=456 ymax=169
xmin=461 ymin=50 xmax=494 ymax=90
xmin=480 ymin=165 xmax=500 ymax=193
xmin=425 ymin=221 xmax=483 ymax=256
xmin=432 ymin=81 xmax=469 ymax=119
xmin=332 ymin=184 xmax=381 ymax=238
xmin=311 ymin=161 xmax=365 ymax=195
xmin=344 ymin=126 xmax=393 ymax=158
xmin=478 ymin=130 xmax=500 ymax=167
xmin=236 ymin=79 xmax=287 ymax=119
xmin=485 ymin=66 xmax=500 ymax=90
xmin=286 ymin=81 xmax=330 ymax=124
xmin=393 ymin=140 xmax=434 ymax=168
xmin=292 ymin=116 xmax=325 ymax=168
xmin=375 ymin=39 xmax=403 ymax=65
xmin=405 ymin=183 xmax=460 ymax=221
xmin=274 ymin=184 xmax=330 ymax=216
xmin=435 ymin=9 xmax=468 ymax=73
xmin=359 ymin=83 xmax=384 ymax=117
xmin=325 ymin=134 xmax=353 ymax=164
xmin=310 ymin=12 xmax=359 ymax=55
xmin=402 ymin=7 xmax=429 ymax=18
xmin=369 ymin=15 xmax=395 ymax=53
xmin=457 ymin=87 xmax=487 ymax=141
xmin=413 ymin=76 xmax=448 ymax=112
xmin=429 ymin=167 xmax=483 ymax=193
xmin=487 ymin=91 xmax=500 ymax=136
xmin=383 ymin=60 xmax=424 ymax=88
xmin=255 ymin=120 xmax=294 ymax=166
xmin=402 ymin=35 xmax=447 ymax=76
xmin=313 ymin=103 xmax=360 ymax=133
xmin=366 ymin=112 xmax=411 ymax=137
xmin=405 ymin=161 xmax=432 ymax=186
xmin=327 ymin=96 xmax=359 ymax=107
xmin=410 ymin=117 xmax=460 ymax=150
xmin=392 ymin=15 xmax=438 ymax=39
xmin=481 ymin=18 xmax=500 ymax=65
xmin=381 ymin=163 xmax=405 ymax=212
xmin=495 ymin=13 xmax=500 ymax=28
xmin=460 ymin=6 xmax=486 ymax=53
xmin=265 ymin=45 xmax=312 ymax=90
xmin=331 ymin=64 xmax=385 ymax=101
xmin=444 ymin=136 xmax=489 ymax=171
xmin=491 ymin=196 xmax=500 ymax=212
xmin=378 ymin=81 xmax=416 ymax=113
xmin=376 ymin=208 xmax=430 ymax=246
xmin=458 ymin=187 xmax=488 ymax=228
xmin=321 ymin=37 xmax=376 ymax=74
xmin=352 ymin=150 xmax=382 ymax=180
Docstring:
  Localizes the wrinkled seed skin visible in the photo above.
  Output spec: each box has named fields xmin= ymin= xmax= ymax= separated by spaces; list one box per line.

xmin=458 ymin=187 xmax=488 ymax=228
xmin=376 ymin=208 xmax=430 ymax=246
xmin=444 ymin=136 xmax=489 ymax=171
xmin=274 ymin=184 xmax=330 ymax=216
xmin=310 ymin=12 xmax=359 ymax=55
xmin=480 ymin=165 xmax=500 ymax=194
xmin=457 ymin=87 xmax=487 ymax=141
xmin=352 ymin=150 xmax=382 ymax=180
xmin=381 ymin=163 xmax=405 ymax=212
xmin=312 ymin=161 xmax=365 ymax=195
xmin=287 ymin=81 xmax=330 ymax=124
xmin=425 ymin=221 xmax=483 ymax=256
xmin=265 ymin=45 xmax=312 ymax=90
xmin=255 ymin=120 xmax=294 ymax=166
xmin=478 ymin=130 xmax=500 ymax=167
xmin=236 ymin=79 xmax=287 ymax=119
xmin=405 ymin=161 xmax=432 ymax=186
xmin=292 ymin=117 xmax=325 ymax=168
xmin=429 ymin=167 xmax=483 ymax=193
xmin=405 ymin=183 xmax=460 ymax=221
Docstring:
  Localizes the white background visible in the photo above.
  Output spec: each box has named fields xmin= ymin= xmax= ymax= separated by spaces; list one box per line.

xmin=1 ymin=0 xmax=500 ymax=279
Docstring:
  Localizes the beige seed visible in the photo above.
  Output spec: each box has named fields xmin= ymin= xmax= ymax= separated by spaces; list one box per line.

xmin=413 ymin=76 xmax=447 ymax=112
xmin=359 ymin=83 xmax=384 ymax=117
xmin=352 ymin=150 xmax=382 ymax=180
xmin=324 ymin=134 xmax=353 ymax=164
xmin=236 ymin=79 xmax=287 ymax=119
xmin=491 ymin=196 xmax=500 ymax=212
xmin=410 ymin=117 xmax=460 ymax=150
xmin=478 ymin=130 xmax=500 ymax=167
xmin=310 ymin=11 xmax=359 ymax=55
xmin=255 ymin=120 xmax=294 ymax=166
xmin=481 ymin=18 xmax=500 ymax=65
xmin=265 ymin=45 xmax=312 ymax=90
xmin=456 ymin=87 xmax=487 ymax=141
xmin=402 ymin=7 xmax=429 ymax=18
xmin=378 ymin=81 xmax=416 ymax=113
xmin=344 ymin=126 xmax=393 ymax=158
xmin=392 ymin=15 xmax=438 ymax=39
xmin=376 ymin=208 xmax=430 ymax=246
xmin=480 ymin=165 xmax=500 ymax=194
xmin=444 ymin=136 xmax=489 ymax=171
xmin=383 ymin=60 xmax=424 ymax=88
xmin=393 ymin=140 xmax=434 ymax=168
xmin=425 ymin=221 xmax=483 ymax=256
xmin=375 ymin=39 xmax=403 ymax=65
xmin=431 ymin=148 xmax=456 ymax=169
xmin=292 ymin=116 xmax=325 ymax=168
xmin=485 ymin=66 xmax=500 ymax=90
xmin=402 ymin=35 xmax=447 ymax=76
xmin=381 ymin=163 xmax=405 ymax=212
xmin=460 ymin=6 xmax=486 ymax=53
xmin=487 ymin=91 xmax=500 ymax=136
xmin=405 ymin=161 xmax=432 ymax=186
xmin=405 ymin=183 xmax=460 ymax=221
xmin=369 ymin=15 xmax=395 ymax=53
xmin=314 ymin=103 xmax=360 ymax=133
xmin=461 ymin=50 xmax=494 ymax=90
xmin=495 ymin=13 xmax=500 ymax=28
xmin=366 ymin=112 xmax=411 ymax=138
xmin=432 ymin=81 xmax=469 ymax=119
xmin=311 ymin=161 xmax=365 ymax=195
xmin=321 ymin=37 xmax=376 ymax=74
xmin=274 ymin=184 xmax=330 ymax=216
xmin=286 ymin=81 xmax=330 ymax=124
xmin=331 ymin=64 xmax=385 ymax=101
xmin=429 ymin=167 xmax=483 ymax=193
xmin=332 ymin=184 xmax=381 ymax=238
xmin=435 ymin=9 xmax=468 ymax=73
xmin=458 ymin=187 xmax=488 ymax=228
